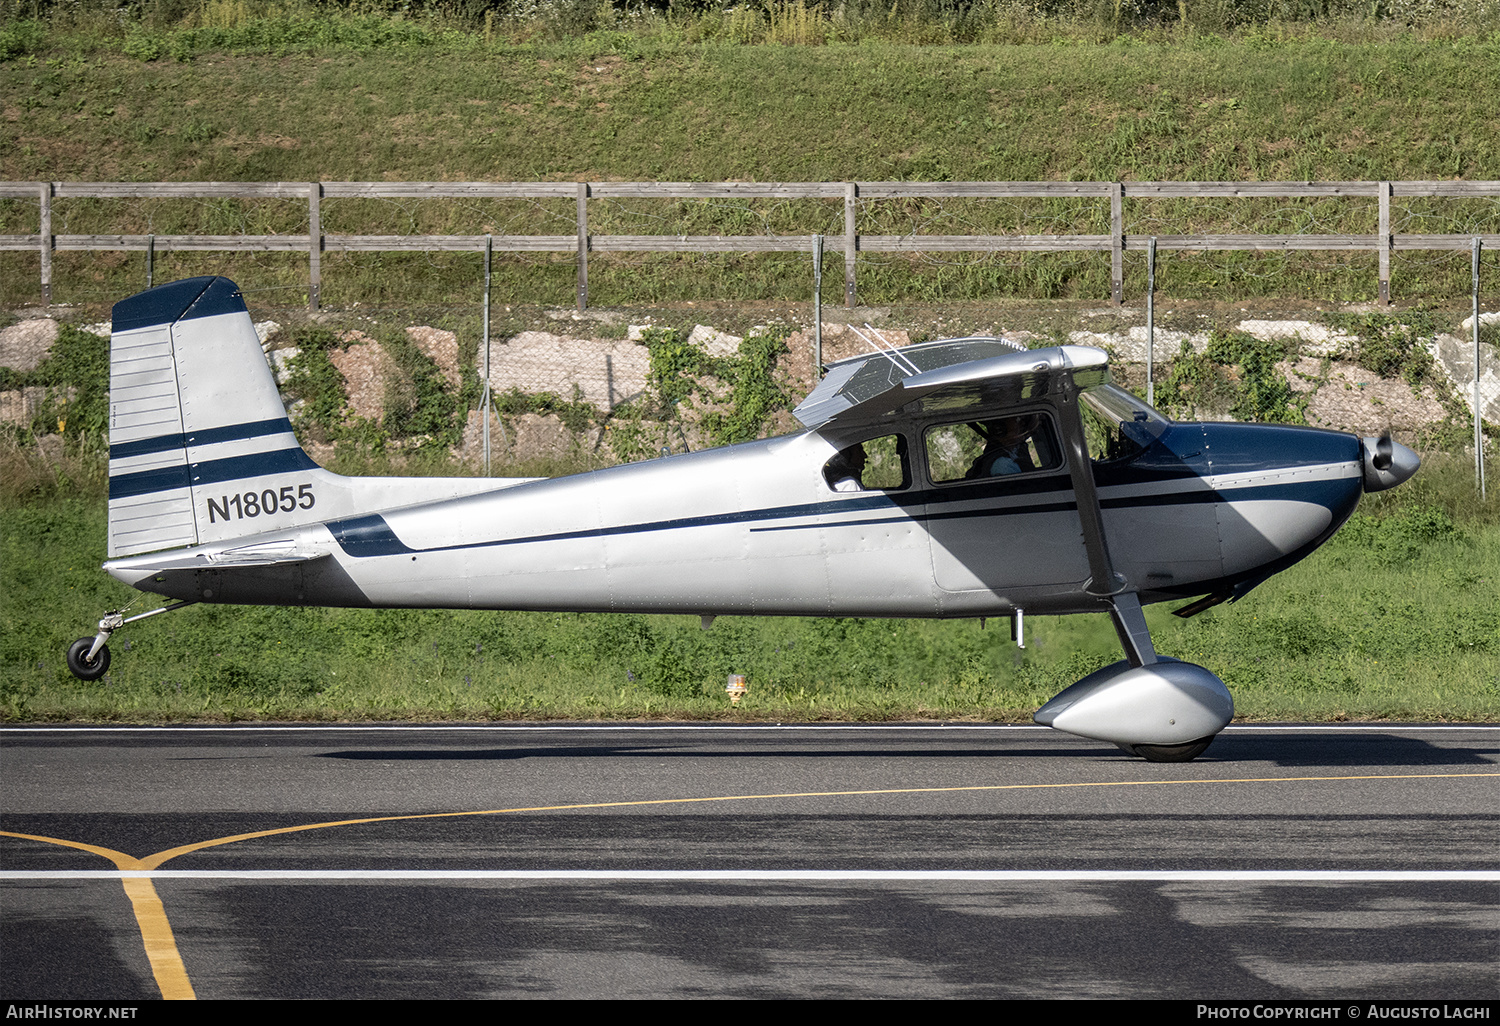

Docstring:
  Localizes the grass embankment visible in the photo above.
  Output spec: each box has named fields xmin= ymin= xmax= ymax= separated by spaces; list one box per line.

xmin=3 ymin=24 xmax=1498 ymax=310
xmin=1 ymin=446 xmax=1495 ymax=723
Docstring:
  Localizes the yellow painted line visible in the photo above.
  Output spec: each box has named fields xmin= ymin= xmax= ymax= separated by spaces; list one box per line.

xmin=0 ymin=829 xmax=141 ymax=870
xmin=0 ymin=830 xmax=196 ymax=1001
xmin=120 ymin=877 xmax=197 ymax=1000
xmin=4 ymin=768 xmax=1496 ymax=1000
xmin=133 ymin=770 xmax=1500 ymax=868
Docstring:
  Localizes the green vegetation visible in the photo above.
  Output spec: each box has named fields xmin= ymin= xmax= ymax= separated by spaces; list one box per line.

xmin=604 ymin=325 xmax=794 ymax=460
xmin=279 ymin=323 xmax=474 ymax=454
xmin=1152 ymin=316 xmax=1498 ymax=456
xmin=4 ymin=0 xmax=1497 ymax=52
xmin=3 ymin=4 xmax=1498 ymax=310
xmin=0 ymin=323 xmax=110 ymax=444
xmin=280 ymin=328 xmax=355 ymax=438
xmin=1157 ymin=330 xmax=1310 ymax=423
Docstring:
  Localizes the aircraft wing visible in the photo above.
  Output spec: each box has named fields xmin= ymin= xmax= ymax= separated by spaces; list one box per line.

xmin=793 ymin=338 xmax=1110 ymax=430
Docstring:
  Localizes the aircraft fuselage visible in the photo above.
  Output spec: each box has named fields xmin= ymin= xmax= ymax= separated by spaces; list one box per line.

xmin=107 ymin=417 xmax=1364 ymax=621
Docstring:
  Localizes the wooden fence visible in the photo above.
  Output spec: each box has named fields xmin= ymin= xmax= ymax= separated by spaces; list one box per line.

xmin=2 ymin=180 xmax=1497 ymax=310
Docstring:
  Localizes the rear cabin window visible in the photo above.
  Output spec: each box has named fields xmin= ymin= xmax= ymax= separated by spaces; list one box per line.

xmin=925 ymin=413 xmax=1063 ymax=484
xmin=823 ymin=434 xmax=911 ymax=492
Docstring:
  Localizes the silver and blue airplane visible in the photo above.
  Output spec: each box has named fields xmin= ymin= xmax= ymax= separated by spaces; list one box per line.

xmin=70 ymin=276 xmax=1420 ymax=761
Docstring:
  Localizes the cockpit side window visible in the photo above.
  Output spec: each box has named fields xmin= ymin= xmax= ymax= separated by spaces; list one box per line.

xmin=823 ymin=434 xmax=911 ymax=492
xmin=925 ymin=413 xmax=1063 ymax=484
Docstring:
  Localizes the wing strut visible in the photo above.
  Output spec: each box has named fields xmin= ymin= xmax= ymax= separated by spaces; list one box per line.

xmin=1054 ymin=375 xmax=1126 ymax=600
xmin=1036 ymin=364 xmax=1232 ymax=755
xmin=1053 ymin=373 xmax=1157 ymax=668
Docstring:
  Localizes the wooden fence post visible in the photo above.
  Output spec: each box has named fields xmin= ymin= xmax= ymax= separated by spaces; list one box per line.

xmin=308 ymin=182 xmax=321 ymax=312
xmin=576 ymin=182 xmax=589 ymax=311
xmin=844 ymin=182 xmax=857 ymax=308
xmin=39 ymin=182 xmax=52 ymax=305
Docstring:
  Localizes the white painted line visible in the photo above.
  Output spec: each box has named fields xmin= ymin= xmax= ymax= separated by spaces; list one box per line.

xmin=1 ymin=724 xmax=1496 ymax=734
xmin=3 ymin=870 xmax=1497 ymax=882
xmin=0 ymin=724 xmax=1047 ymax=732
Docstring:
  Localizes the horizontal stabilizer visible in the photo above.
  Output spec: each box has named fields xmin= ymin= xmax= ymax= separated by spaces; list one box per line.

xmin=111 ymin=546 xmax=330 ymax=573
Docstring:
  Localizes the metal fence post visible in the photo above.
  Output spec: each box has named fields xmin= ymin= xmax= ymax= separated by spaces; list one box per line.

xmin=1146 ymin=236 xmax=1156 ymax=407
xmin=146 ymin=234 xmax=154 ymax=289
xmin=1111 ymin=181 xmax=1124 ymax=305
xmin=813 ymin=233 xmax=823 ymax=378
xmin=308 ymin=182 xmax=321 ymax=312
xmin=1379 ymin=181 xmax=1392 ymax=306
xmin=844 ymin=183 xmax=857 ymax=308
xmin=576 ymin=182 xmax=589 ymax=311
xmin=1475 ymin=236 xmax=1486 ymax=501
xmin=39 ymin=182 xmax=51 ymax=305
xmin=483 ymin=233 xmax=493 ymax=477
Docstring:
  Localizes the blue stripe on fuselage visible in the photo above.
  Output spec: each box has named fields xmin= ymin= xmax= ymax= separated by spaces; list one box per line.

xmin=328 ymin=515 xmax=417 ymax=557
xmin=325 ymin=491 xmax=911 ymax=558
xmin=323 ymin=471 xmax=1358 ymax=557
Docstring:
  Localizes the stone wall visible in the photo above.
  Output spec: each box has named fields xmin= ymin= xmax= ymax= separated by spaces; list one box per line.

xmin=5 ymin=308 xmax=1497 ymax=467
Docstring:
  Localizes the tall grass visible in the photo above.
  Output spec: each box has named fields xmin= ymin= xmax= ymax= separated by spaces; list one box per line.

xmin=4 ymin=0 xmax=1499 ymax=49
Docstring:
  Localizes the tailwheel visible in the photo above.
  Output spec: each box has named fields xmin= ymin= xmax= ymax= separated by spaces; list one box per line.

xmin=1117 ymin=736 xmax=1216 ymax=763
xmin=65 ymin=601 xmax=196 ymax=682
xmin=66 ymin=637 xmax=111 ymax=681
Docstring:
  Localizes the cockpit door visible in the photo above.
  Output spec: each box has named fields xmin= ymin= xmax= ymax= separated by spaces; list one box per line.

xmin=924 ymin=410 xmax=1090 ymax=594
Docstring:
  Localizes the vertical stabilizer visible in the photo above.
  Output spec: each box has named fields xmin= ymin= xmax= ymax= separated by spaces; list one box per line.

xmin=107 ymin=277 xmax=317 ymax=557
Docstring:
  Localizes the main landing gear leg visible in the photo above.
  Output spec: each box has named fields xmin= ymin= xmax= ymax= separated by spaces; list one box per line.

xmin=1105 ymin=593 xmax=1224 ymax=761
xmin=1039 ymin=374 xmax=1233 ymax=761
xmin=65 ymin=601 xmax=197 ymax=681
xmin=1033 ymin=592 xmax=1234 ymax=763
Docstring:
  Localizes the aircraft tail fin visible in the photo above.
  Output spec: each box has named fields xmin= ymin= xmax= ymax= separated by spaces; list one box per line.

xmin=107 ymin=277 xmax=323 ymax=558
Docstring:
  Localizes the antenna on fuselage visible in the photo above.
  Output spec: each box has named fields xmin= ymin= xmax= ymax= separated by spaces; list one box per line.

xmin=848 ymin=324 xmax=920 ymax=377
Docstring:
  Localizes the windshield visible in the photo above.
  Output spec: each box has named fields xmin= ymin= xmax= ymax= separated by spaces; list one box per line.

xmin=1078 ymin=385 xmax=1169 ymax=463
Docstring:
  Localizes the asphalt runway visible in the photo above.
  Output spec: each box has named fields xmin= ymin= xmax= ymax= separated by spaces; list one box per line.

xmin=2 ymin=724 xmax=1496 ymax=1000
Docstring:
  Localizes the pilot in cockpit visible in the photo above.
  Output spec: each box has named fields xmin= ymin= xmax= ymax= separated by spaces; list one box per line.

xmin=825 ymin=445 xmax=867 ymax=491
xmin=966 ymin=414 xmax=1042 ymax=478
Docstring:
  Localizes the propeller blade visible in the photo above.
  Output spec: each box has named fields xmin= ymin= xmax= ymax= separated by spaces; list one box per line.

xmin=1373 ymin=427 xmax=1394 ymax=471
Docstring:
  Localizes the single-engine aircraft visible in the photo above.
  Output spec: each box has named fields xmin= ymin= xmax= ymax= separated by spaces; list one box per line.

xmin=68 ymin=276 xmax=1420 ymax=761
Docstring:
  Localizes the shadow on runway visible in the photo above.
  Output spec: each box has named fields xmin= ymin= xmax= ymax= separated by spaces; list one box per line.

xmin=306 ymin=732 xmax=1498 ymax=768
